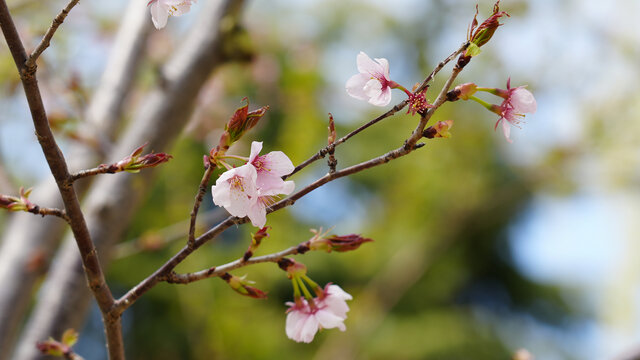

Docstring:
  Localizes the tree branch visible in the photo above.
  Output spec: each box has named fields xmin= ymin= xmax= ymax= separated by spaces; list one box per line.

xmin=163 ymin=244 xmax=306 ymax=284
xmin=286 ymin=42 xmax=468 ymax=179
xmin=0 ymin=1 xmax=122 ymax=358
xmin=115 ymin=48 xmax=467 ymax=313
xmin=188 ymin=163 xmax=216 ymax=246
xmin=25 ymin=0 xmax=80 ymax=68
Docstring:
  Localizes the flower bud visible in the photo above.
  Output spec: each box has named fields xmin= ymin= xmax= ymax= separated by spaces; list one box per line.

xmin=327 ymin=113 xmax=337 ymax=145
xmin=221 ymin=273 xmax=268 ymax=299
xmin=226 ymin=98 xmax=269 ymax=144
xmin=244 ymin=226 xmax=271 ymax=261
xmin=278 ymin=258 xmax=307 ymax=278
xmin=464 ymin=1 xmax=509 ymax=58
xmin=113 ymin=143 xmax=172 ymax=173
xmin=423 ymin=120 xmax=454 ymax=139
xmin=447 ymin=83 xmax=477 ymax=101
xmin=309 ymin=234 xmax=373 ymax=253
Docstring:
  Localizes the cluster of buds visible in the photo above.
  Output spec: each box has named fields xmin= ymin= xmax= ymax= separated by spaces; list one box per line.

xmin=278 ymin=259 xmax=353 ymax=343
xmin=305 ymin=228 xmax=373 ymax=253
xmin=448 ymin=79 xmax=536 ymax=142
xmin=209 ymin=98 xmax=269 ymax=164
xmin=36 ymin=329 xmax=84 ymax=360
xmin=458 ymin=1 xmax=509 ymax=68
xmin=103 ymin=143 xmax=172 ymax=173
xmin=0 ymin=187 xmax=37 ymax=213
xmin=221 ymin=272 xmax=268 ymax=299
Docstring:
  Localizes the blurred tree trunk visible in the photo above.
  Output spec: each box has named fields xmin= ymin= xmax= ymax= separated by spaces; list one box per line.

xmin=2 ymin=0 xmax=249 ymax=358
xmin=0 ymin=0 xmax=151 ymax=357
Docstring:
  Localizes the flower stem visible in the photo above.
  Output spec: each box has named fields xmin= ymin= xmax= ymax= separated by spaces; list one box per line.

xmin=468 ymin=95 xmax=500 ymax=114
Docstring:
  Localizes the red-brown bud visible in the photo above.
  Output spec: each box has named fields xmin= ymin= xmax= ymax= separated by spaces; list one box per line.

xmin=465 ymin=1 xmax=509 ymax=57
xmin=309 ymin=233 xmax=373 ymax=253
xmin=112 ymin=143 xmax=172 ymax=173
xmin=222 ymin=273 xmax=268 ymax=299
xmin=226 ymin=98 xmax=269 ymax=144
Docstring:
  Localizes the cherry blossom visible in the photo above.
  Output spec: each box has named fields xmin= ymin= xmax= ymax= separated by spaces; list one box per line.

xmin=211 ymin=164 xmax=257 ymax=219
xmin=346 ymin=52 xmax=396 ymax=106
xmin=211 ymin=142 xmax=295 ymax=227
xmin=285 ymin=284 xmax=352 ymax=343
xmin=494 ymin=79 xmax=537 ymax=143
xmin=248 ymin=141 xmax=295 ymax=190
xmin=148 ymin=0 xmax=196 ymax=29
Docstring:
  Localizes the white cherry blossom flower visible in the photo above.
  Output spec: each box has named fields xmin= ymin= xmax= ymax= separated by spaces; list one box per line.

xmin=148 ymin=0 xmax=196 ymax=29
xmin=346 ymin=51 xmax=396 ymax=106
xmin=211 ymin=164 xmax=257 ymax=219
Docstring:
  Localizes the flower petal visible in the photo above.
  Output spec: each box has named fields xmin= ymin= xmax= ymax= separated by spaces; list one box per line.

xmin=260 ymin=151 xmax=295 ymax=177
xmin=246 ymin=201 xmax=267 ymax=228
xmin=315 ymin=309 xmax=346 ymax=331
xmin=249 ymin=141 xmax=263 ymax=164
xmin=374 ymin=57 xmax=390 ymax=80
xmin=512 ymin=88 xmax=537 ymax=114
xmin=346 ymin=73 xmax=371 ymax=100
xmin=501 ymin=119 xmax=513 ymax=143
xmin=150 ymin=3 xmax=169 ymax=29
xmin=368 ymin=86 xmax=392 ymax=106
xmin=356 ymin=51 xmax=384 ymax=77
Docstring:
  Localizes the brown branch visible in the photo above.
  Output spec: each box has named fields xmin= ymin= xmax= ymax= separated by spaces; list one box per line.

xmin=114 ymin=42 xmax=468 ymax=315
xmin=25 ymin=0 xmax=80 ymax=69
xmin=163 ymin=244 xmax=306 ymax=284
xmin=0 ymin=2 xmax=122 ymax=359
xmin=68 ymin=165 xmax=118 ymax=181
xmin=27 ymin=206 xmax=70 ymax=222
xmin=188 ymin=162 xmax=216 ymax=246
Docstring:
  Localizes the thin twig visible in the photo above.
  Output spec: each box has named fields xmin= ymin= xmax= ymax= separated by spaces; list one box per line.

xmin=69 ymin=166 xmax=118 ymax=182
xmin=163 ymin=244 xmax=306 ymax=284
xmin=27 ymin=206 xmax=70 ymax=223
xmin=188 ymin=163 xmax=216 ymax=246
xmin=286 ymin=42 xmax=469 ymax=179
xmin=0 ymin=1 xmax=122 ymax=358
xmin=114 ymin=42 xmax=470 ymax=316
xmin=25 ymin=0 xmax=81 ymax=69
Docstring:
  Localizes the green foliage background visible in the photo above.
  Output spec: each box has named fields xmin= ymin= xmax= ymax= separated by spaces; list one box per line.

xmin=5 ymin=0 xmax=627 ymax=359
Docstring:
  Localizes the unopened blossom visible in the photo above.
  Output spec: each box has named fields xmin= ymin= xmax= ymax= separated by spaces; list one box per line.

xmin=346 ymin=52 xmax=397 ymax=106
xmin=285 ymin=284 xmax=352 ymax=343
xmin=148 ymin=0 xmax=196 ymax=29
xmin=492 ymin=79 xmax=537 ymax=142
xmin=211 ymin=164 xmax=258 ymax=218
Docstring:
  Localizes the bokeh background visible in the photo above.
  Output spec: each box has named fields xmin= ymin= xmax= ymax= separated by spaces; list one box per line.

xmin=1 ymin=0 xmax=639 ymax=359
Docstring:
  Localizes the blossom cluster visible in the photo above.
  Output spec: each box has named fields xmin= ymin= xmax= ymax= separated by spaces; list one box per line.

xmin=286 ymin=284 xmax=352 ymax=343
xmin=211 ymin=141 xmax=294 ymax=228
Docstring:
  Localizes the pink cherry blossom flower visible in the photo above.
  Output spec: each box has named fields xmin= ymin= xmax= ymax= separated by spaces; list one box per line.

xmin=211 ymin=164 xmax=258 ymax=218
xmin=148 ymin=0 xmax=196 ymax=29
xmin=248 ymin=141 xmax=295 ymax=190
xmin=241 ymin=141 xmax=295 ymax=227
xmin=285 ymin=284 xmax=352 ymax=343
xmin=346 ymin=52 xmax=396 ymax=106
xmin=494 ymin=79 xmax=537 ymax=143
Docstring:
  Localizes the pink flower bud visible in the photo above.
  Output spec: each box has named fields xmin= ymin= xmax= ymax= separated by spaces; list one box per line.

xmin=309 ymin=233 xmax=373 ymax=253
xmin=113 ymin=143 xmax=173 ymax=173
